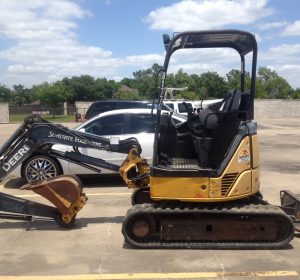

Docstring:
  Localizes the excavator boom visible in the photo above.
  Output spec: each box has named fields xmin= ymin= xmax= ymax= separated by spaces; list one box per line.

xmin=0 ymin=115 xmax=145 ymax=227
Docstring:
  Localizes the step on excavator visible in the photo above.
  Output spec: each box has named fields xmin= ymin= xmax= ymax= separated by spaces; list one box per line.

xmin=0 ymin=30 xmax=299 ymax=248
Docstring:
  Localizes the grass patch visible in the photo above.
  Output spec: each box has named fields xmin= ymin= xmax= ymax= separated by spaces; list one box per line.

xmin=10 ymin=114 xmax=76 ymax=123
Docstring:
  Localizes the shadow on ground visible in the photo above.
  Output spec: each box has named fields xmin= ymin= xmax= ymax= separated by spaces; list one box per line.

xmin=0 ymin=215 xmax=124 ymax=231
xmin=2 ymin=174 xmax=126 ymax=189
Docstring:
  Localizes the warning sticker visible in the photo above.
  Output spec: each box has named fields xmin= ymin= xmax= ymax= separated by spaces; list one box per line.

xmin=238 ymin=149 xmax=251 ymax=163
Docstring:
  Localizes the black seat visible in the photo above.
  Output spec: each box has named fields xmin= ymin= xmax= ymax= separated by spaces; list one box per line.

xmin=198 ymin=89 xmax=241 ymax=133
xmin=208 ymin=90 xmax=242 ymax=169
xmin=194 ymin=89 xmax=242 ymax=168
xmin=222 ymin=89 xmax=241 ymax=112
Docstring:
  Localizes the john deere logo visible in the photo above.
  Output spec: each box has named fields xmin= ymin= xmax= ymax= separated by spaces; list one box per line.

xmin=238 ymin=149 xmax=250 ymax=163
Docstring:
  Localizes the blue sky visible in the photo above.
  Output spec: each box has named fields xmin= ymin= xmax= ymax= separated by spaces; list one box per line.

xmin=0 ymin=0 xmax=300 ymax=88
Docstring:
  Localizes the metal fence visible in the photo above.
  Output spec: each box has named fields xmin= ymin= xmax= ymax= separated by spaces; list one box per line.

xmin=9 ymin=104 xmax=76 ymax=116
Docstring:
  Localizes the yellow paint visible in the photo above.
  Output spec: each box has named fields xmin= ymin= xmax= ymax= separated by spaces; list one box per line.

xmin=150 ymin=137 xmax=255 ymax=202
xmin=150 ymin=176 xmax=210 ymax=201
xmin=119 ymin=147 xmax=150 ymax=188
xmin=214 ymin=137 xmax=251 ymax=175
xmin=227 ymin=170 xmax=251 ymax=197
xmin=252 ymin=167 xmax=260 ymax=194
xmin=251 ymin=134 xmax=260 ymax=169
xmin=0 ymin=271 xmax=297 ymax=279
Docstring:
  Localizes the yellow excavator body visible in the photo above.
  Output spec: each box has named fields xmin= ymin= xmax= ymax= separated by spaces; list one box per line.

xmin=150 ymin=136 xmax=260 ymax=202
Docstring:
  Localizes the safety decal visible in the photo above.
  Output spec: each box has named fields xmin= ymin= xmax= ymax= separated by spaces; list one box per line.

xmin=238 ymin=149 xmax=250 ymax=163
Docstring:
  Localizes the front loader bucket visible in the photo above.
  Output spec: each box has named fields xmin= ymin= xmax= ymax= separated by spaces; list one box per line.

xmin=21 ymin=175 xmax=87 ymax=226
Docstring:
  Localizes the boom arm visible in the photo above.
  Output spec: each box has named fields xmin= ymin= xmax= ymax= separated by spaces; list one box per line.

xmin=0 ymin=115 xmax=142 ymax=181
xmin=0 ymin=115 xmax=148 ymax=226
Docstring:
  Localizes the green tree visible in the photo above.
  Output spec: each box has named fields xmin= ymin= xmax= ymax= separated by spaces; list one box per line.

xmin=59 ymin=75 xmax=97 ymax=103
xmin=94 ymin=78 xmax=119 ymax=100
xmin=35 ymin=82 xmax=65 ymax=117
xmin=0 ymin=84 xmax=11 ymax=102
xmin=257 ymin=67 xmax=292 ymax=99
xmin=174 ymin=69 xmax=190 ymax=87
xmin=10 ymin=84 xmax=31 ymax=106
xmin=177 ymin=91 xmax=198 ymax=100
xmin=199 ymin=72 xmax=227 ymax=98
xmin=112 ymin=85 xmax=140 ymax=100
xmin=133 ymin=63 xmax=162 ymax=99
xmin=292 ymin=88 xmax=300 ymax=99
xmin=226 ymin=69 xmax=241 ymax=89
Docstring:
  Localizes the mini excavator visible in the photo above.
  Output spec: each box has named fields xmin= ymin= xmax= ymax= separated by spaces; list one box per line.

xmin=0 ymin=30 xmax=299 ymax=248
xmin=121 ymin=30 xmax=300 ymax=249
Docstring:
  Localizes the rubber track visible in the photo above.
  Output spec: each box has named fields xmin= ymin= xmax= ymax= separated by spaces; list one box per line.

xmin=122 ymin=200 xmax=295 ymax=249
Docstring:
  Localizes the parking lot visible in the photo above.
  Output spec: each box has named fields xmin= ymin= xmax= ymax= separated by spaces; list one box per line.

xmin=0 ymin=119 xmax=299 ymax=279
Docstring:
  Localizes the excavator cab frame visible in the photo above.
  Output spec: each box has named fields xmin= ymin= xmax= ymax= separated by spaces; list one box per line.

xmin=121 ymin=30 xmax=299 ymax=249
xmin=150 ymin=30 xmax=260 ymax=202
xmin=154 ymin=30 xmax=257 ymax=166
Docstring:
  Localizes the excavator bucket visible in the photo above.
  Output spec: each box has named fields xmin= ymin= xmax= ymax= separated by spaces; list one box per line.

xmin=21 ymin=175 xmax=87 ymax=226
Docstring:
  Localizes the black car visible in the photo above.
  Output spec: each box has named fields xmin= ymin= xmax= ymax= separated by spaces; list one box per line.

xmin=85 ymin=100 xmax=171 ymax=120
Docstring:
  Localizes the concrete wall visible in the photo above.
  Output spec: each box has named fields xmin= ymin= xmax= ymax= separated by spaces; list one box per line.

xmin=74 ymin=99 xmax=300 ymax=119
xmin=0 ymin=103 xmax=9 ymax=123
xmin=75 ymin=101 xmax=93 ymax=115
xmin=255 ymin=99 xmax=300 ymax=119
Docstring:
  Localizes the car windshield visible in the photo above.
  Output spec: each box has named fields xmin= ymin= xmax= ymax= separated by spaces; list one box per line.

xmin=164 ymin=103 xmax=174 ymax=110
xmin=178 ymin=102 xmax=193 ymax=113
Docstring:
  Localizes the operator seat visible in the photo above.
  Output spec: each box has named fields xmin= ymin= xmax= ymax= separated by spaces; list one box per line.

xmin=208 ymin=89 xmax=242 ymax=169
xmin=203 ymin=89 xmax=241 ymax=129
xmin=194 ymin=89 xmax=242 ymax=168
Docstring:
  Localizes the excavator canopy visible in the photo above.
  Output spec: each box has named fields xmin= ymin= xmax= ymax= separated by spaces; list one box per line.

xmin=163 ymin=29 xmax=257 ymax=56
xmin=160 ymin=29 xmax=257 ymax=120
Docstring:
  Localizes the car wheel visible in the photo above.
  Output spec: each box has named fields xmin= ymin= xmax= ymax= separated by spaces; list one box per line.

xmin=22 ymin=155 xmax=63 ymax=183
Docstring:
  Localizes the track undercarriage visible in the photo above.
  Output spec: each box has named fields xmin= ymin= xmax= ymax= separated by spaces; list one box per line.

xmin=122 ymin=196 xmax=295 ymax=249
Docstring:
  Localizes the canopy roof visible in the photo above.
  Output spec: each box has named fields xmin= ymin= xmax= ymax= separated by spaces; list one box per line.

xmin=165 ymin=30 xmax=257 ymax=56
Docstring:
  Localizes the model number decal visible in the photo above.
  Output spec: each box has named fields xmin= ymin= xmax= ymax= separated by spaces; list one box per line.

xmin=238 ymin=149 xmax=250 ymax=163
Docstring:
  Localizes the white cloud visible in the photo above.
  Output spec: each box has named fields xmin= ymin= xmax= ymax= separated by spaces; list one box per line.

xmin=282 ymin=20 xmax=300 ymax=36
xmin=260 ymin=44 xmax=300 ymax=64
xmin=125 ymin=54 xmax=163 ymax=65
xmin=271 ymin=65 xmax=300 ymax=89
xmin=164 ymin=48 xmax=242 ymax=79
xmin=254 ymin=33 xmax=263 ymax=42
xmin=259 ymin=44 xmax=300 ymax=88
xmin=0 ymin=0 xmax=89 ymax=40
xmin=0 ymin=0 xmax=170 ymax=87
xmin=257 ymin=21 xmax=289 ymax=30
xmin=146 ymin=0 xmax=272 ymax=31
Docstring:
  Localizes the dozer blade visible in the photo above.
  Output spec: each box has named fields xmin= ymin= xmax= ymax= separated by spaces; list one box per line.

xmin=280 ymin=190 xmax=300 ymax=232
xmin=21 ymin=175 xmax=87 ymax=226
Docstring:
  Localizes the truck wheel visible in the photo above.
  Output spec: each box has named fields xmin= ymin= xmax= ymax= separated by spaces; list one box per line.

xmin=22 ymin=155 xmax=62 ymax=183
